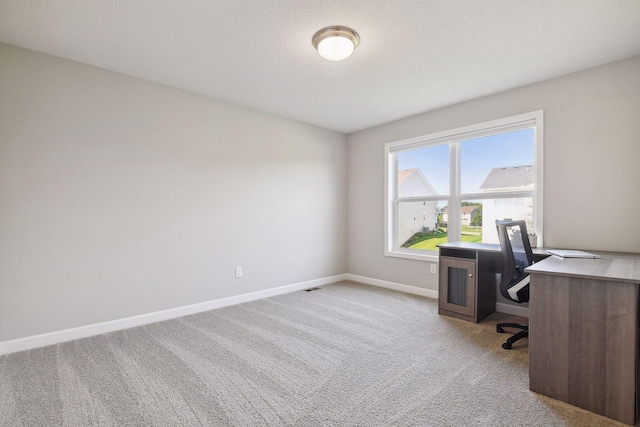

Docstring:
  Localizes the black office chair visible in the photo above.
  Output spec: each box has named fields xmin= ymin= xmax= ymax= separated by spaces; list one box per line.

xmin=495 ymin=219 xmax=535 ymax=350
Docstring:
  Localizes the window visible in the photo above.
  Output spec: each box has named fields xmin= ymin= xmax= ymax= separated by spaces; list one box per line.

xmin=384 ymin=111 xmax=543 ymax=261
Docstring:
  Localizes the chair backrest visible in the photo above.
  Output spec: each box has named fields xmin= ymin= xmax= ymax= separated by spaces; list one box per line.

xmin=496 ymin=219 xmax=536 ymax=303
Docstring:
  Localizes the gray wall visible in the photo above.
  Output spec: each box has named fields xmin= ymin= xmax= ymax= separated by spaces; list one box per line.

xmin=2 ymin=41 xmax=639 ymax=342
xmin=0 ymin=43 xmax=347 ymax=342
xmin=347 ymin=56 xmax=640 ymax=291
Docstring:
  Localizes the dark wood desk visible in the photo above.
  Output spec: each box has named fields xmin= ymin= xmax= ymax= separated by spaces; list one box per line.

xmin=526 ymin=253 xmax=640 ymax=425
xmin=437 ymin=242 xmax=548 ymax=323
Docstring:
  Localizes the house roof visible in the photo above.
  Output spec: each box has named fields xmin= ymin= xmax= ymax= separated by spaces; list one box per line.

xmin=398 ymin=169 xmax=438 ymax=196
xmin=461 ymin=206 xmax=478 ymax=214
xmin=442 ymin=206 xmax=477 ymax=215
xmin=398 ymin=169 xmax=417 ymax=185
xmin=480 ymin=165 xmax=534 ymax=191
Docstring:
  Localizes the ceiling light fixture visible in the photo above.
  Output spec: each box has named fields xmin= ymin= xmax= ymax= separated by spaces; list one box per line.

xmin=312 ymin=26 xmax=360 ymax=61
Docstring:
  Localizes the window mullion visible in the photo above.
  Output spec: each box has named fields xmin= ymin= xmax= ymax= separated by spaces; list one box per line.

xmin=448 ymin=142 xmax=461 ymax=243
xmin=396 ymin=196 xmax=447 ymax=203
xmin=460 ymin=191 xmax=534 ymax=200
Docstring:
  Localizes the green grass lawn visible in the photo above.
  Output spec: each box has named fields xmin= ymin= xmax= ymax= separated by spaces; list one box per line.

xmin=406 ymin=230 xmax=482 ymax=250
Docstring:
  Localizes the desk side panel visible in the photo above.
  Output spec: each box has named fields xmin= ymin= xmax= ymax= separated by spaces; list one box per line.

xmin=569 ymin=279 xmax=608 ymax=416
xmin=569 ymin=279 xmax=637 ymax=424
xmin=530 ymin=273 xmax=638 ymax=425
xmin=604 ymin=281 xmax=638 ymax=425
xmin=477 ymin=251 xmax=497 ymax=321
xmin=529 ymin=274 xmax=570 ymax=401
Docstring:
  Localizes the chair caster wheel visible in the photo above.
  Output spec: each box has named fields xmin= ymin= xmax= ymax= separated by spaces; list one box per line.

xmin=497 ymin=326 xmax=505 ymax=333
xmin=502 ymin=342 xmax=512 ymax=350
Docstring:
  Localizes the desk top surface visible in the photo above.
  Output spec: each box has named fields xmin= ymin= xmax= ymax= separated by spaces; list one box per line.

xmin=526 ymin=251 xmax=640 ymax=283
xmin=438 ymin=241 xmax=549 ymax=256
xmin=439 ymin=242 xmax=640 ymax=283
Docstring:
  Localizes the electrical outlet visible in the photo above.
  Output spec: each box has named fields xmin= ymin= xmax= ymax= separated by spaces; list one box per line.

xmin=430 ymin=264 xmax=437 ymax=274
xmin=235 ymin=267 xmax=242 ymax=278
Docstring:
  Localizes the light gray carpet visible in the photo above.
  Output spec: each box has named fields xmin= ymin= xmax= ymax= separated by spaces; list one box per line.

xmin=0 ymin=281 xmax=630 ymax=426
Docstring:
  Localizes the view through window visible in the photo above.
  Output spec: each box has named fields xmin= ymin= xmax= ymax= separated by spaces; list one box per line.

xmin=385 ymin=112 xmax=543 ymax=260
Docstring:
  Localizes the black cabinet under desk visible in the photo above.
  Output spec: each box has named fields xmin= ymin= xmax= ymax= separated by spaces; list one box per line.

xmin=437 ymin=242 xmax=548 ymax=323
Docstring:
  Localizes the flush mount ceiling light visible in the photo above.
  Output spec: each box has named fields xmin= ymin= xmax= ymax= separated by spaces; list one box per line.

xmin=312 ymin=26 xmax=360 ymax=61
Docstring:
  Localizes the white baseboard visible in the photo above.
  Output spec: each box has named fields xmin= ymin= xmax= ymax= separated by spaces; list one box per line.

xmin=0 ymin=274 xmax=348 ymax=356
xmin=495 ymin=302 xmax=530 ymax=318
xmin=0 ymin=273 xmax=529 ymax=355
xmin=345 ymin=274 xmax=439 ymax=300
xmin=346 ymin=274 xmax=529 ymax=318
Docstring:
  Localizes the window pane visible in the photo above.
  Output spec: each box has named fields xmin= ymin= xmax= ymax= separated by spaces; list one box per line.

xmin=460 ymin=198 xmax=533 ymax=244
xmin=460 ymin=128 xmax=534 ymax=194
xmin=398 ymin=144 xmax=449 ymax=196
xmin=397 ymin=200 xmax=447 ymax=250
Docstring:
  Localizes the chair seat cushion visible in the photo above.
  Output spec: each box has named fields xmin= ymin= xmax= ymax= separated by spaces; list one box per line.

xmin=507 ymin=274 xmax=530 ymax=302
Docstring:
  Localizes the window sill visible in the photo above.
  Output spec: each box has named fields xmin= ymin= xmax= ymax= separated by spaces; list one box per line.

xmin=385 ymin=249 xmax=439 ymax=263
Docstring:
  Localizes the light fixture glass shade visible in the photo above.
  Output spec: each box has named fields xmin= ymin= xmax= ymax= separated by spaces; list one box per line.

xmin=312 ymin=26 xmax=360 ymax=61
xmin=317 ymin=36 xmax=355 ymax=61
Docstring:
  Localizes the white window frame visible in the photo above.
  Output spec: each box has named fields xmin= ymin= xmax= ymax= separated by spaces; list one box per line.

xmin=384 ymin=110 xmax=544 ymax=262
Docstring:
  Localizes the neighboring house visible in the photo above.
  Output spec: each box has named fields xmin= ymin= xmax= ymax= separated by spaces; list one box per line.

xmin=441 ymin=205 xmax=478 ymax=225
xmin=461 ymin=205 xmax=478 ymax=226
xmin=479 ymin=165 xmax=534 ymax=243
xmin=397 ymin=169 xmax=438 ymax=245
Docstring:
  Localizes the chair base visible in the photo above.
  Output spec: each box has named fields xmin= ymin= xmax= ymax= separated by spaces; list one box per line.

xmin=496 ymin=322 xmax=528 ymax=349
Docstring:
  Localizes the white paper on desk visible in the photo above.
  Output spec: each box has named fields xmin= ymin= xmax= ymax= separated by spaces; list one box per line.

xmin=547 ymin=249 xmax=601 ymax=259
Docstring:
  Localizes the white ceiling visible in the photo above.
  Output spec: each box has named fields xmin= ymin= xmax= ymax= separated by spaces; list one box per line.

xmin=1 ymin=1 xmax=639 ymax=134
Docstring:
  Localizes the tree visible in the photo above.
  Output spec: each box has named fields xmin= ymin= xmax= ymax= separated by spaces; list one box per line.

xmin=471 ymin=208 xmax=483 ymax=226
